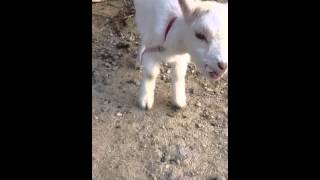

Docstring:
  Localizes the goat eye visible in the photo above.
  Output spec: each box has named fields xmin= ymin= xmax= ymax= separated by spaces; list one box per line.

xmin=195 ymin=33 xmax=206 ymax=41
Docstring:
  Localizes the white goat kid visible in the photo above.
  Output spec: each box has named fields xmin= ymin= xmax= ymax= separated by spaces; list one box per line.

xmin=133 ymin=0 xmax=228 ymax=110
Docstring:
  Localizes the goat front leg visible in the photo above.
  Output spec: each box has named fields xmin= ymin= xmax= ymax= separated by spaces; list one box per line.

xmin=139 ymin=56 xmax=160 ymax=110
xmin=172 ymin=58 xmax=188 ymax=108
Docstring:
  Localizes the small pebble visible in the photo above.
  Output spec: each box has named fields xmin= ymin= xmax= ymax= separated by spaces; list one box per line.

xmin=104 ymin=62 xmax=111 ymax=68
xmin=208 ymin=175 xmax=226 ymax=180
xmin=113 ymin=55 xmax=119 ymax=60
xmin=164 ymin=79 xmax=171 ymax=83
xmin=116 ymin=112 xmax=123 ymax=117
xmin=126 ymin=79 xmax=140 ymax=86
xmin=116 ymin=42 xmax=130 ymax=49
xmin=195 ymin=123 xmax=200 ymax=128
xmin=112 ymin=66 xmax=119 ymax=71
xmin=129 ymin=35 xmax=135 ymax=41
xmin=206 ymin=87 xmax=214 ymax=92
xmin=160 ymin=155 xmax=166 ymax=162
xmin=169 ymin=158 xmax=179 ymax=165
xmin=178 ymin=147 xmax=191 ymax=161
xmin=201 ymin=110 xmax=211 ymax=119
xmin=196 ymin=102 xmax=202 ymax=107
xmin=134 ymin=80 xmax=140 ymax=86
xmin=167 ymin=112 xmax=175 ymax=117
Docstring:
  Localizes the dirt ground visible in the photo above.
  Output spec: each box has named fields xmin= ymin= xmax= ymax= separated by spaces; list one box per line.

xmin=92 ymin=0 xmax=228 ymax=179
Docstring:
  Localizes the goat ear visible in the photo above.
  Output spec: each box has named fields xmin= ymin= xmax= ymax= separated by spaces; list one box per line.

xmin=178 ymin=0 xmax=195 ymax=21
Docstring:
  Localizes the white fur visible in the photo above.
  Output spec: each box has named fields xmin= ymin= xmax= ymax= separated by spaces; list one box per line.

xmin=133 ymin=0 xmax=228 ymax=109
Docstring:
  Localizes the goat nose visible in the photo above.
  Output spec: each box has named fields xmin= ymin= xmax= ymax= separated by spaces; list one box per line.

xmin=218 ymin=62 xmax=228 ymax=70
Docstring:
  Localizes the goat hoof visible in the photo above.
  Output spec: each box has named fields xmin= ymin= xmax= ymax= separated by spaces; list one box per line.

xmin=173 ymin=100 xmax=186 ymax=109
xmin=139 ymin=94 xmax=154 ymax=110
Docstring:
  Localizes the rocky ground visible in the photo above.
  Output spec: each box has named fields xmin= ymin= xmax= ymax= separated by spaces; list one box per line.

xmin=92 ymin=0 xmax=228 ymax=179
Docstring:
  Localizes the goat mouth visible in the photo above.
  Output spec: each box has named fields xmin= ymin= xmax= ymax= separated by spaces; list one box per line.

xmin=208 ymin=71 xmax=221 ymax=80
xmin=204 ymin=64 xmax=222 ymax=80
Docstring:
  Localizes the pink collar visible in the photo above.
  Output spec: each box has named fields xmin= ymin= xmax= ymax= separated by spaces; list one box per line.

xmin=140 ymin=17 xmax=177 ymax=63
xmin=164 ymin=17 xmax=177 ymax=41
